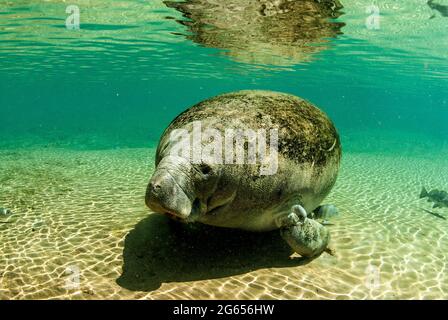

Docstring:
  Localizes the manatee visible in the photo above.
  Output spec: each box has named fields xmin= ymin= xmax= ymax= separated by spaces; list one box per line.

xmin=146 ymin=90 xmax=341 ymax=259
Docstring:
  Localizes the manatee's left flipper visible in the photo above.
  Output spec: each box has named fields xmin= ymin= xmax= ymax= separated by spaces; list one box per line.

xmin=312 ymin=204 xmax=339 ymax=220
xmin=279 ymin=205 xmax=332 ymax=258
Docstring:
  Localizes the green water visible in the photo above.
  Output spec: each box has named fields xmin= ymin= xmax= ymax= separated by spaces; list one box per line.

xmin=1 ymin=0 xmax=447 ymax=153
xmin=0 ymin=0 xmax=448 ymax=299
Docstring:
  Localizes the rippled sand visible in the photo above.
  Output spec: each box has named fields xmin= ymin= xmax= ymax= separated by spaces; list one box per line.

xmin=0 ymin=147 xmax=447 ymax=299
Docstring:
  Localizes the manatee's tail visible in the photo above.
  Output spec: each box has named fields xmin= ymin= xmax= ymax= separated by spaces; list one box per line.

xmin=420 ymin=187 xmax=428 ymax=199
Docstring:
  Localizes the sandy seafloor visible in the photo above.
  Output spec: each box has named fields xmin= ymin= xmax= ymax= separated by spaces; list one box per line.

xmin=0 ymin=145 xmax=447 ymax=300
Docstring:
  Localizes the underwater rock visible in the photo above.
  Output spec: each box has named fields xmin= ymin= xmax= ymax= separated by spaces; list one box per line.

xmin=145 ymin=90 xmax=341 ymax=259
xmin=164 ymin=0 xmax=345 ymax=65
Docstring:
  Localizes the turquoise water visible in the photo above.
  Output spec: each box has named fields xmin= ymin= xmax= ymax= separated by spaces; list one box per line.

xmin=1 ymin=0 xmax=447 ymax=153
xmin=1 ymin=0 xmax=448 ymax=299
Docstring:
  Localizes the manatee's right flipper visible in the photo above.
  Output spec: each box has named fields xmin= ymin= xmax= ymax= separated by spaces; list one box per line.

xmin=279 ymin=205 xmax=332 ymax=258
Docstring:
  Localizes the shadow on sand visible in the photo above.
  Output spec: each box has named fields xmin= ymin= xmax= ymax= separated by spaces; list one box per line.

xmin=422 ymin=208 xmax=446 ymax=220
xmin=116 ymin=214 xmax=311 ymax=292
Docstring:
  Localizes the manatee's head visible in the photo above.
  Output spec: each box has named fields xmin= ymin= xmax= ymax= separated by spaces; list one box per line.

xmin=145 ymin=155 xmax=227 ymax=222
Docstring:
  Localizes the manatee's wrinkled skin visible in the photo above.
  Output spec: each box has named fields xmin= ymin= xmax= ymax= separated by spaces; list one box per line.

xmin=164 ymin=0 xmax=345 ymax=65
xmin=146 ymin=90 xmax=341 ymax=257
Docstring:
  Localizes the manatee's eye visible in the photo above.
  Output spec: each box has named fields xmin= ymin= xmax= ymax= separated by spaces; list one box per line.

xmin=199 ymin=163 xmax=212 ymax=175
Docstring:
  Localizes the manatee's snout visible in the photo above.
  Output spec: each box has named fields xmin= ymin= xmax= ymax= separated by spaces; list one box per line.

xmin=145 ymin=157 xmax=195 ymax=220
xmin=146 ymin=172 xmax=193 ymax=220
